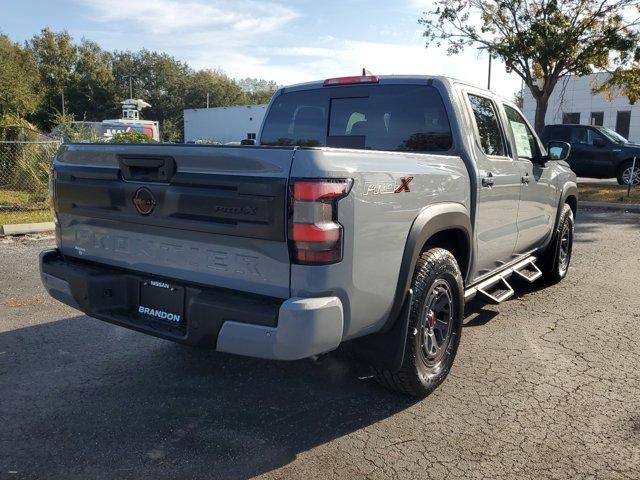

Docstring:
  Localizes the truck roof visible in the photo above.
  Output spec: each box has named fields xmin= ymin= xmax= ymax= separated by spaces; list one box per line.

xmin=279 ymin=75 xmax=513 ymax=104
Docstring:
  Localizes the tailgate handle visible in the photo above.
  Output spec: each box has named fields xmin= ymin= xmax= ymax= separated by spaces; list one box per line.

xmin=121 ymin=158 xmax=164 ymax=168
xmin=118 ymin=155 xmax=175 ymax=183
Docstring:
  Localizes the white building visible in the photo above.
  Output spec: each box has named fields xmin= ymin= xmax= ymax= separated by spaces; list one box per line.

xmin=183 ymin=104 xmax=267 ymax=144
xmin=522 ymin=72 xmax=639 ymax=142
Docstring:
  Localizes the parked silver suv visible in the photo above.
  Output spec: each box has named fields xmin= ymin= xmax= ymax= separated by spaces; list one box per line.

xmin=41 ymin=75 xmax=577 ymax=396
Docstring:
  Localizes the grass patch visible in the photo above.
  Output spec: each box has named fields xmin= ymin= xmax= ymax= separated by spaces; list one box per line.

xmin=0 ymin=188 xmax=32 ymax=206
xmin=0 ymin=209 xmax=52 ymax=226
xmin=0 ymin=188 xmax=51 ymax=226
xmin=579 ymin=184 xmax=640 ymax=204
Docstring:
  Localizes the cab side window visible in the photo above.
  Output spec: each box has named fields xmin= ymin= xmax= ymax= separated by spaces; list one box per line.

xmin=570 ymin=127 xmax=605 ymax=146
xmin=587 ymin=129 xmax=606 ymax=145
xmin=542 ymin=125 xmax=570 ymax=143
xmin=570 ymin=127 xmax=588 ymax=144
xmin=468 ymin=94 xmax=506 ymax=156
xmin=503 ymin=105 xmax=539 ymax=160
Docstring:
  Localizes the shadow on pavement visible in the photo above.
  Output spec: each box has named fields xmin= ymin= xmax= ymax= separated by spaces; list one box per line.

xmin=574 ymin=208 xmax=639 ymax=243
xmin=1 ymin=315 xmax=419 ymax=479
xmin=5 ymin=209 xmax=634 ymax=478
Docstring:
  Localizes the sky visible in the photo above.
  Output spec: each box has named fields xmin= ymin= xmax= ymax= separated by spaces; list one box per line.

xmin=2 ymin=0 xmax=521 ymax=97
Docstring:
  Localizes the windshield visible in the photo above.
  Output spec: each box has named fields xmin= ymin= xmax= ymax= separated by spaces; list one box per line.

xmin=597 ymin=126 xmax=627 ymax=144
xmin=260 ymin=84 xmax=453 ymax=152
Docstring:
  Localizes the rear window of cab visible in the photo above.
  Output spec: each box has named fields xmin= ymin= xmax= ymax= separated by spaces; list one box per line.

xmin=260 ymin=85 xmax=453 ymax=152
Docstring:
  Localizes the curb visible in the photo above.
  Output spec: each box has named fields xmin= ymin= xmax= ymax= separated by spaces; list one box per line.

xmin=579 ymin=201 xmax=640 ymax=213
xmin=1 ymin=222 xmax=55 ymax=236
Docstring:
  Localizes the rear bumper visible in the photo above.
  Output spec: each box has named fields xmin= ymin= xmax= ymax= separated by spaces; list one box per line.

xmin=39 ymin=249 xmax=344 ymax=360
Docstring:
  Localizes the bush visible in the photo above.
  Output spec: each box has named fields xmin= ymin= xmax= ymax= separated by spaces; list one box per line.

xmin=50 ymin=112 xmax=102 ymax=143
xmin=194 ymin=137 xmax=219 ymax=145
xmin=0 ymin=115 xmax=58 ymax=203
xmin=109 ymin=130 xmax=156 ymax=143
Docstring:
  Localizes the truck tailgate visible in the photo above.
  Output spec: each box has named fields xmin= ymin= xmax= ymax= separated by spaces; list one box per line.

xmin=53 ymin=144 xmax=294 ymax=298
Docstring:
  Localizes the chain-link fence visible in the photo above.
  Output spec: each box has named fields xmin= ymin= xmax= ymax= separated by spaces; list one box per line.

xmin=0 ymin=139 xmax=61 ymax=225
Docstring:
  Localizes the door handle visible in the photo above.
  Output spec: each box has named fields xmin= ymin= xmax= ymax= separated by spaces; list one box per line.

xmin=521 ymin=173 xmax=530 ymax=185
xmin=481 ymin=173 xmax=494 ymax=188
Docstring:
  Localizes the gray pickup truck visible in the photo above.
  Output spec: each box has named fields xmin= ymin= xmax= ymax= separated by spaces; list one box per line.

xmin=41 ymin=75 xmax=577 ymax=397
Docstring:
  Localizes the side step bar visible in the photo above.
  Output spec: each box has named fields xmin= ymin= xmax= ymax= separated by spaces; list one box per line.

xmin=476 ymin=276 xmax=514 ymax=304
xmin=512 ymin=258 xmax=542 ymax=283
xmin=464 ymin=257 xmax=540 ymax=304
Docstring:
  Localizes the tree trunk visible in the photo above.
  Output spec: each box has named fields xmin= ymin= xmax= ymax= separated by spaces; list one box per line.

xmin=534 ymin=95 xmax=549 ymax=135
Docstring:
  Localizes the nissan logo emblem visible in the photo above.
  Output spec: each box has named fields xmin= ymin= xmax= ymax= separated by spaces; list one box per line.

xmin=132 ymin=187 xmax=156 ymax=215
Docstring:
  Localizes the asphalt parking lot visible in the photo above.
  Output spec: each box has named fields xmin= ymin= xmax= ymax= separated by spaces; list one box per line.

xmin=1 ymin=209 xmax=639 ymax=480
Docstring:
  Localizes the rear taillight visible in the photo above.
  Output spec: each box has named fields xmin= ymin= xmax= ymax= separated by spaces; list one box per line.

xmin=48 ymin=167 xmax=61 ymax=248
xmin=288 ymin=178 xmax=353 ymax=265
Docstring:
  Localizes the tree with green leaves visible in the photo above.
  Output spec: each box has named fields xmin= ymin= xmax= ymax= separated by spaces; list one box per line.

xmin=0 ymin=34 xmax=41 ymax=117
xmin=238 ymin=77 xmax=279 ymax=104
xmin=184 ymin=69 xmax=246 ymax=110
xmin=28 ymin=28 xmax=77 ymax=129
xmin=593 ymin=62 xmax=640 ymax=104
xmin=4 ymin=29 xmax=278 ymax=141
xmin=67 ymin=40 xmax=117 ymax=122
xmin=112 ymin=50 xmax=192 ymax=142
xmin=419 ymin=0 xmax=640 ymax=133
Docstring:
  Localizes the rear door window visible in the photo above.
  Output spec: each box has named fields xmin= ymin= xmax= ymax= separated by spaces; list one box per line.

xmin=467 ymin=94 xmax=506 ymax=156
xmin=260 ymin=85 xmax=452 ymax=152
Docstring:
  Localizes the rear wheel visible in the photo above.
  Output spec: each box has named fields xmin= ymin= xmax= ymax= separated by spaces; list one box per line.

xmin=373 ymin=248 xmax=464 ymax=397
xmin=540 ymin=204 xmax=574 ymax=284
xmin=617 ymin=160 xmax=640 ymax=185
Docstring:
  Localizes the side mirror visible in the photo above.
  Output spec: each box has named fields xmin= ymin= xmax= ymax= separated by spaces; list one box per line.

xmin=547 ymin=141 xmax=571 ymax=161
xmin=593 ymin=137 xmax=606 ymax=148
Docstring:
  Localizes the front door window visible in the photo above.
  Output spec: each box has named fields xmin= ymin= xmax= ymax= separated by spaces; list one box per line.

xmin=503 ymin=105 xmax=538 ymax=160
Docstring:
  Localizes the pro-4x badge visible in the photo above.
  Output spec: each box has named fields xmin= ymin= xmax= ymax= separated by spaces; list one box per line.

xmin=394 ymin=176 xmax=413 ymax=193
xmin=363 ymin=176 xmax=414 ymax=196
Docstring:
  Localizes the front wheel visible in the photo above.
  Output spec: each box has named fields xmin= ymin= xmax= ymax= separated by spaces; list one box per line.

xmin=540 ymin=204 xmax=574 ymax=284
xmin=617 ymin=160 xmax=640 ymax=185
xmin=373 ymin=248 xmax=464 ymax=397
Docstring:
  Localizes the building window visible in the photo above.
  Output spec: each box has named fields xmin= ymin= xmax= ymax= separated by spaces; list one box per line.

xmin=590 ymin=112 xmax=604 ymax=126
xmin=616 ymin=111 xmax=631 ymax=140
xmin=562 ymin=112 xmax=580 ymax=124
xmin=247 ymin=133 xmax=256 ymax=140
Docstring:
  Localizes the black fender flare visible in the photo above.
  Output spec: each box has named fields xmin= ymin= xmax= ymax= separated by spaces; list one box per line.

xmin=542 ymin=181 xmax=578 ymax=257
xmin=550 ymin=182 xmax=578 ymax=241
xmin=349 ymin=203 xmax=472 ymax=371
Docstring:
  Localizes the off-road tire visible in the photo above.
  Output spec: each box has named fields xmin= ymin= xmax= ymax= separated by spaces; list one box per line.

xmin=617 ymin=160 xmax=640 ymax=186
xmin=373 ymin=248 xmax=464 ymax=397
xmin=540 ymin=204 xmax=574 ymax=284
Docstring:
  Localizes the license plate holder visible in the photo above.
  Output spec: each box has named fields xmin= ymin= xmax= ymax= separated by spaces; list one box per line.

xmin=138 ymin=280 xmax=185 ymax=326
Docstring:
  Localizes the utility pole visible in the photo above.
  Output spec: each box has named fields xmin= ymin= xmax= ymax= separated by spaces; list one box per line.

xmin=206 ymin=92 xmax=210 ymax=109
xmin=61 ymin=88 xmax=66 ymax=116
xmin=487 ymin=49 xmax=492 ymax=90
